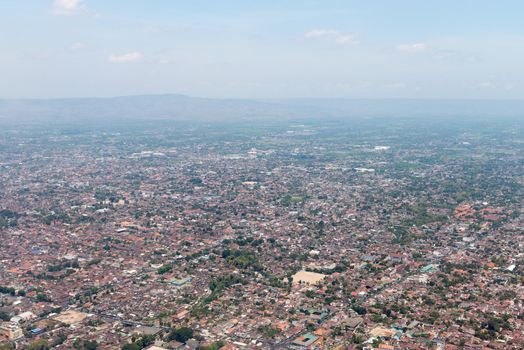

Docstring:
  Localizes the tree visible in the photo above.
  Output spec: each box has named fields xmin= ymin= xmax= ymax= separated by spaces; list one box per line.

xmin=121 ymin=335 xmax=154 ymax=350
xmin=0 ymin=286 xmax=15 ymax=295
xmin=50 ymin=332 xmax=67 ymax=347
xmin=197 ymin=341 xmax=225 ymax=350
xmin=135 ymin=335 xmax=154 ymax=348
xmin=168 ymin=326 xmax=194 ymax=343
xmin=83 ymin=340 xmax=98 ymax=350
xmin=258 ymin=325 xmax=280 ymax=338
xmin=352 ymin=306 xmax=367 ymax=315
xmin=157 ymin=264 xmax=173 ymax=275
xmin=36 ymin=293 xmax=52 ymax=302
xmin=25 ymin=340 xmax=49 ymax=350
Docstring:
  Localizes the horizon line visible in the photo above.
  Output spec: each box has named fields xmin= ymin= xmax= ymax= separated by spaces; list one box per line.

xmin=2 ymin=93 xmax=524 ymax=102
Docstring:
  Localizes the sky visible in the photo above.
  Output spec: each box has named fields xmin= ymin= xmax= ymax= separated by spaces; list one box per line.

xmin=1 ymin=0 xmax=524 ymax=99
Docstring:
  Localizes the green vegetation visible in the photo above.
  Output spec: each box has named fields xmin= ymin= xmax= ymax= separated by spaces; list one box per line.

xmin=423 ymin=311 xmax=440 ymax=324
xmin=36 ymin=293 xmax=52 ymax=302
xmin=0 ymin=209 xmax=19 ymax=228
xmin=189 ymin=178 xmax=203 ymax=185
xmin=87 ymin=258 xmax=102 ymax=266
xmin=43 ymin=211 xmax=71 ymax=225
xmin=121 ymin=335 xmax=155 ymax=350
xmin=209 ymin=274 xmax=247 ymax=294
xmin=258 ymin=324 xmax=281 ymax=338
xmin=48 ymin=260 xmax=79 ymax=272
xmin=167 ymin=326 xmax=194 ymax=343
xmin=25 ymin=340 xmax=49 ymax=350
xmin=404 ymin=203 xmax=447 ymax=227
xmin=222 ymin=249 xmax=262 ymax=270
xmin=281 ymin=194 xmax=306 ymax=207
xmin=0 ymin=286 xmax=16 ymax=295
xmin=121 ymin=344 xmax=140 ymax=350
xmin=157 ymin=263 xmax=173 ymax=274
xmin=475 ymin=314 xmax=512 ymax=340
xmin=73 ymin=339 xmax=98 ymax=350
xmin=352 ymin=306 xmax=367 ymax=315
xmin=197 ymin=341 xmax=225 ymax=350
xmin=50 ymin=333 xmax=68 ymax=347
xmin=189 ymin=274 xmax=248 ymax=315
xmin=94 ymin=189 xmax=123 ymax=202
xmin=498 ymin=290 xmax=517 ymax=301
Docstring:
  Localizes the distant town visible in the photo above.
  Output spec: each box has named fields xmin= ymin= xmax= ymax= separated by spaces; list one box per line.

xmin=0 ymin=116 xmax=523 ymax=350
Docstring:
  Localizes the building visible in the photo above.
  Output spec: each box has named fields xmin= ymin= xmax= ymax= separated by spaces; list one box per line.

xmin=292 ymin=333 xmax=319 ymax=347
xmin=0 ymin=323 xmax=24 ymax=340
xmin=168 ymin=276 xmax=192 ymax=287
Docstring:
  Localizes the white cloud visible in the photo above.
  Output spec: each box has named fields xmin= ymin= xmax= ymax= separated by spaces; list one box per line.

xmin=108 ymin=52 xmax=143 ymax=63
xmin=70 ymin=42 xmax=86 ymax=50
xmin=52 ymin=0 xmax=85 ymax=16
xmin=397 ymin=42 xmax=427 ymax=53
xmin=304 ymin=29 xmax=359 ymax=45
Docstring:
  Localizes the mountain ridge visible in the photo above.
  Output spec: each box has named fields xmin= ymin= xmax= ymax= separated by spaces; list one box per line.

xmin=1 ymin=94 xmax=523 ymax=123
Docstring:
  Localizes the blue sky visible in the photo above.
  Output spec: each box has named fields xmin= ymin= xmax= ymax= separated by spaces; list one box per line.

xmin=1 ymin=0 xmax=523 ymax=99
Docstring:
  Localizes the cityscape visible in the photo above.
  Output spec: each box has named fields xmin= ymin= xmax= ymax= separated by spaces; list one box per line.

xmin=1 ymin=1 xmax=524 ymax=349
xmin=1 ymin=116 xmax=522 ymax=349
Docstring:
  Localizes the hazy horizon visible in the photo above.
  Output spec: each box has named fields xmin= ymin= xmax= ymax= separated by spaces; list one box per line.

xmin=3 ymin=93 xmax=524 ymax=102
xmin=2 ymin=94 xmax=524 ymax=125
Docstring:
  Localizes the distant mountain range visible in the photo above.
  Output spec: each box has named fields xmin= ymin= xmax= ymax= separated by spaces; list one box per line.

xmin=1 ymin=94 xmax=523 ymax=123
